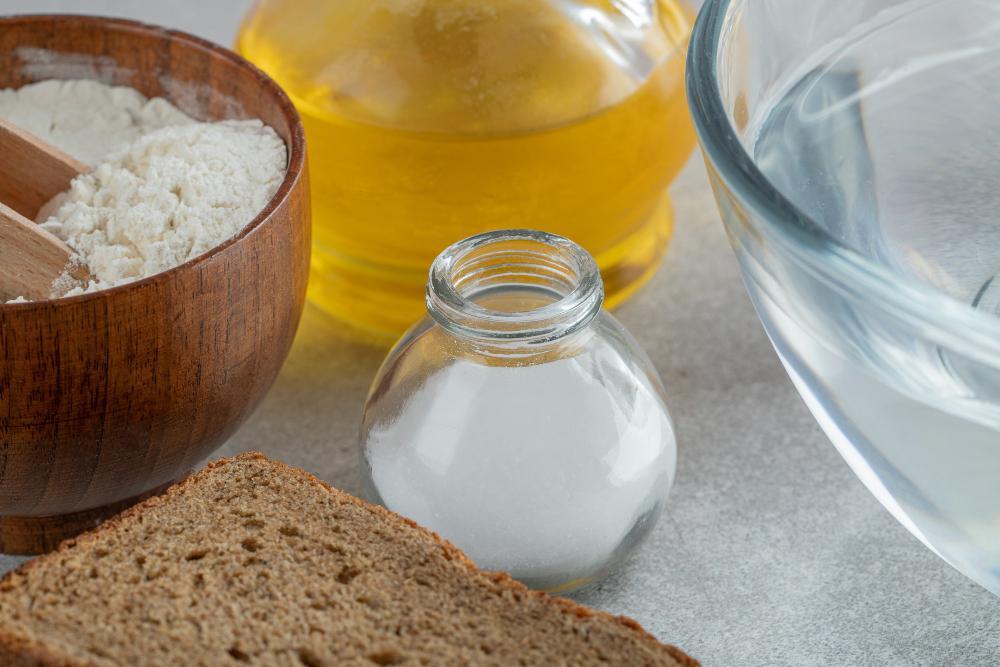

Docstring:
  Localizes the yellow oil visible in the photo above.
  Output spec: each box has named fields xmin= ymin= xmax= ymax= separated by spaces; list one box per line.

xmin=238 ymin=0 xmax=695 ymax=341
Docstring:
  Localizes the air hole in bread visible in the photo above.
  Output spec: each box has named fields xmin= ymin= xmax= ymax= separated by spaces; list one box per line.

xmin=336 ymin=564 xmax=361 ymax=584
xmin=227 ymin=646 xmax=250 ymax=662
xmin=241 ymin=537 xmax=262 ymax=553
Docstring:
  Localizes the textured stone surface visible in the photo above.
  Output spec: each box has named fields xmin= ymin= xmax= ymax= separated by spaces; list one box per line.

xmin=0 ymin=1 xmax=997 ymax=665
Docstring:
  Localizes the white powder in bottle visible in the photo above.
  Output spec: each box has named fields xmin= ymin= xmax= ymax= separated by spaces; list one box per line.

xmin=366 ymin=351 xmax=676 ymax=590
xmin=0 ymin=80 xmax=286 ymax=301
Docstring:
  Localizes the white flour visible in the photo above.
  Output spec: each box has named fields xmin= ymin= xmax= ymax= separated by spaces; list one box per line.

xmin=0 ymin=80 xmax=286 ymax=300
xmin=0 ymin=79 xmax=194 ymax=165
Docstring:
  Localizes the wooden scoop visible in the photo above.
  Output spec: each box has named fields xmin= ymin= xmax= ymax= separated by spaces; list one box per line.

xmin=0 ymin=118 xmax=90 ymax=300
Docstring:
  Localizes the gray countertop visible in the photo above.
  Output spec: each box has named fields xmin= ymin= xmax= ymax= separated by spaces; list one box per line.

xmin=1 ymin=2 xmax=997 ymax=664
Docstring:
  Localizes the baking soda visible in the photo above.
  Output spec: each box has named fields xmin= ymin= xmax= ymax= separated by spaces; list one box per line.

xmin=364 ymin=349 xmax=676 ymax=590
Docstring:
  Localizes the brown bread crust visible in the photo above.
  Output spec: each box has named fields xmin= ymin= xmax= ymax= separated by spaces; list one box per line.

xmin=0 ymin=452 xmax=697 ymax=667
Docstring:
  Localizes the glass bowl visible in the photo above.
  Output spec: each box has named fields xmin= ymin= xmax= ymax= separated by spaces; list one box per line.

xmin=360 ymin=230 xmax=676 ymax=593
xmin=687 ymin=0 xmax=1000 ymax=595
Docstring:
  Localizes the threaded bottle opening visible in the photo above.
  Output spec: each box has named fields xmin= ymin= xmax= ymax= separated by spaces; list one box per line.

xmin=426 ymin=229 xmax=604 ymax=344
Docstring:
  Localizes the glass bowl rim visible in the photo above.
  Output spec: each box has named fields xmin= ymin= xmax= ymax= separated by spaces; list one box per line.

xmin=686 ymin=0 xmax=1000 ymax=358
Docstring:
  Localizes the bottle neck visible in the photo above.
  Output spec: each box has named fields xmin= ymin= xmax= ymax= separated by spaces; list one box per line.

xmin=426 ymin=230 xmax=604 ymax=349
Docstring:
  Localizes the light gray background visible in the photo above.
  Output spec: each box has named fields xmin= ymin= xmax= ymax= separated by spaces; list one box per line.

xmin=0 ymin=2 xmax=997 ymax=665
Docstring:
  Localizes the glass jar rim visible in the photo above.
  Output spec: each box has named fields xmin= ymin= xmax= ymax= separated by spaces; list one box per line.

xmin=426 ymin=229 xmax=604 ymax=344
xmin=687 ymin=0 xmax=1000 ymax=362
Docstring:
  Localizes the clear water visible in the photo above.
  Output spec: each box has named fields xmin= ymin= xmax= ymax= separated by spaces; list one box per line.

xmin=755 ymin=0 xmax=1000 ymax=309
xmin=751 ymin=0 xmax=1000 ymax=593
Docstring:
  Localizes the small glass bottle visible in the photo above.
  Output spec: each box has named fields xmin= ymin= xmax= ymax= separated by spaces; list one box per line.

xmin=360 ymin=230 xmax=676 ymax=592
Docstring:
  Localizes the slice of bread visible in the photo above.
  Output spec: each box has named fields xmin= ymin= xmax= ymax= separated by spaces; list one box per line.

xmin=0 ymin=453 xmax=696 ymax=666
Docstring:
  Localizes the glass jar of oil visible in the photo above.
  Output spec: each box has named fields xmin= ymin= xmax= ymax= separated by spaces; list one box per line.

xmin=237 ymin=0 xmax=695 ymax=340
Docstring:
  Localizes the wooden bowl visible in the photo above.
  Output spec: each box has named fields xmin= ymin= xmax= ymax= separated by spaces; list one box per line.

xmin=0 ymin=15 xmax=310 ymax=554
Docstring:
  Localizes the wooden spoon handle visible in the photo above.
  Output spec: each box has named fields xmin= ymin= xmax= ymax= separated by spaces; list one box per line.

xmin=0 ymin=117 xmax=88 ymax=219
xmin=0 ymin=202 xmax=88 ymax=301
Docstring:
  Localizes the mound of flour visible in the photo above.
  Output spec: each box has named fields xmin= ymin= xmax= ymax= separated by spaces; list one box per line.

xmin=0 ymin=79 xmax=194 ymax=165
xmin=40 ymin=120 xmax=286 ymax=296
xmin=0 ymin=80 xmax=286 ymax=300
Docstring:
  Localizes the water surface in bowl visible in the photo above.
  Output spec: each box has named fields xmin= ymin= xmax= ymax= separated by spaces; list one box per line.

xmin=748 ymin=0 xmax=1000 ymax=592
xmin=753 ymin=0 xmax=1000 ymax=309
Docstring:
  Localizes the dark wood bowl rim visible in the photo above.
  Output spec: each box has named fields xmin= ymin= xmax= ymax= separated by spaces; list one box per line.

xmin=0 ymin=13 xmax=307 ymax=311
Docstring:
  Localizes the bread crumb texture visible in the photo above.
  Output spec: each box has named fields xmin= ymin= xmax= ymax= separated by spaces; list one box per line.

xmin=0 ymin=453 xmax=696 ymax=667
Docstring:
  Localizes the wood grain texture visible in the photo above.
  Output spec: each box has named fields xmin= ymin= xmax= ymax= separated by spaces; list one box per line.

xmin=0 ymin=15 xmax=311 ymax=554
xmin=0 ymin=203 xmax=80 ymax=300
xmin=0 ymin=117 xmax=88 ymax=219
xmin=0 ymin=119 xmax=91 ymax=298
